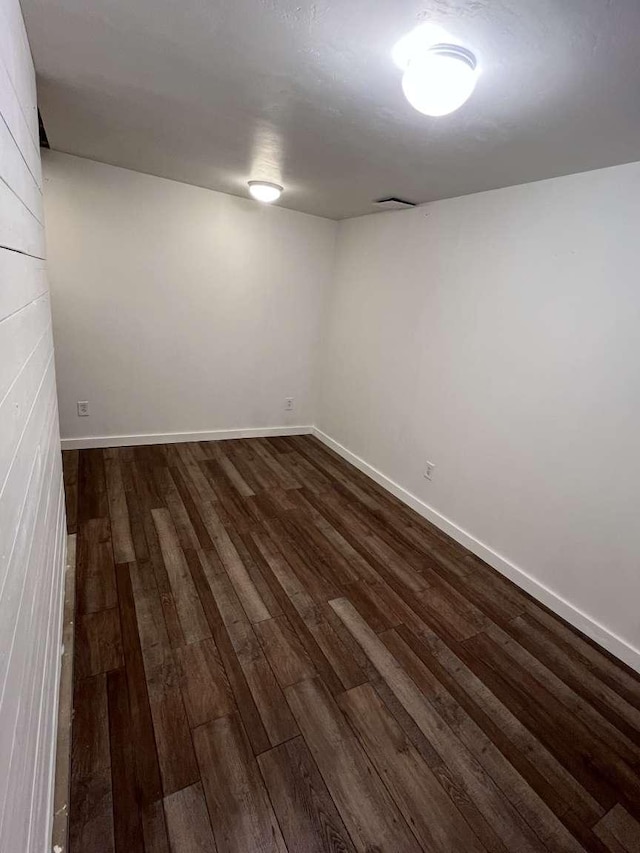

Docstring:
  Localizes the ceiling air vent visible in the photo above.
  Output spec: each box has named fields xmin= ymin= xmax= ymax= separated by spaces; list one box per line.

xmin=374 ymin=196 xmax=416 ymax=211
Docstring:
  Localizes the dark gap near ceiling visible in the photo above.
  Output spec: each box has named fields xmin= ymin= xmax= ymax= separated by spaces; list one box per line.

xmin=374 ymin=196 xmax=416 ymax=210
xmin=38 ymin=108 xmax=49 ymax=148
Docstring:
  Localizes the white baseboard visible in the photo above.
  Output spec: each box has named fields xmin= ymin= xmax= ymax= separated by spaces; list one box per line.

xmin=60 ymin=425 xmax=313 ymax=451
xmin=312 ymin=427 xmax=640 ymax=674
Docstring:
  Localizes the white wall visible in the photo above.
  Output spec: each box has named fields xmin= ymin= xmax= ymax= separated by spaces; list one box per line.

xmin=0 ymin=0 xmax=67 ymax=848
xmin=319 ymin=161 xmax=640 ymax=671
xmin=42 ymin=151 xmax=337 ymax=446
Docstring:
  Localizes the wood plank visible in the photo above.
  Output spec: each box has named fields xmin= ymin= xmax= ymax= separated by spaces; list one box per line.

xmin=142 ymin=644 xmax=200 ymax=796
xmin=382 ymin=628 xmax=585 ymax=853
xmin=222 ymin=443 xmax=266 ymax=494
xmin=114 ymin=562 xmax=163 ymax=805
xmin=106 ymin=668 xmax=145 ymax=853
xmin=522 ymin=606 xmax=640 ymax=713
xmin=193 ymin=714 xmax=287 ymax=852
xmin=329 ymin=597 xmax=548 ymax=853
xmin=251 ymin=438 xmax=302 ymax=490
xmin=134 ymin=498 xmax=186 ymax=649
xmin=284 ymin=509 xmax=362 ymax=587
xmin=197 ymin=499 xmax=275 ymax=620
xmin=132 ymin=446 xmax=166 ymax=509
xmin=303 ymin=486 xmax=428 ymax=594
xmin=151 ymin=508 xmax=211 ymax=643
xmin=595 ymin=804 xmax=640 ymax=852
xmin=131 ymin=583 xmax=172 ymax=651
xmin=258 ymin=735 xmax=356 ymax=853
xmin=206 ymin=569 xmax=249 ymax=629
xmin=331 ymin=482 xmax=443 ymax=583
xmin=141 ymin=800 xmax=171 ymax=853
xmin=216 ymin=453 xmax=256 ymax=497
xmin=339 ymin=681 xmax=486 ymax=853
xmin=483 ymin=625 xmax=640 ymax=788
xmin=507 ymin=613 xmax=640 ymax=748
xmin=104 ymin=452 xmax=136 ymax=563
xmin=77 ymin=449 xmax=108 ymax=522
xmin=254 ymin=615 xmax=316 ymax=688
xmin=203 ymin=460 xmax=256 ymax=530
xmin=261 ymin=514 xmax=340 ymax=602
xmin=71 ymin=674 xmax=109 ymax=782
xmin=129 ymin=557 xmax=161 ymax=593
xmin=243 ymin=653 xmax=300 ymax=747
xmin=75 ymin=608 xmax=123 ymax=678
xmin=342 ymin=580 xmax=398 ymax=633
xmin=69 ymin=765 xmax=114 ymax=853
xmin=559 ymin=808 xmax=618 ymax=853
xmin=285 ymin=676 xmax=421 ymax=852
xmin=225 ymin=618 xmax=300 ymax=747
xmin=262 ymin=436 xmax=299 ymax=454
xmin=212 ymin=522 xmax=273 ymax=623
xmin=249 ymin=525 xmax=307 ymax=600
xmin=277 ymin=450 xmax=332 ymax=494
xmin=416 ymin=625 xmax=605 ymax=827
xmin=459 ymin=631 xmax=623 ymax=810
xmin=184 ymin=548 xmax=271 ymax=754
xmin=291 ymin=489 xmax=381 ymax=584
xmin=319 ymin=601 xmax=376 ymax=687
xmin=415 ymin=580 xmax=489 ymax=642
xmin=197 ymin=546 xmax=227 ymax=582
xmin=156 ymin=467 xmax=201 ymax=551
xmin=169 ymin=466 xmax=215 ymax=550
xmin=229 ymin=528 xmax=284 ymax=619
xmin=175 ymin=637 xmax=234 ymax=728
xmin=76 ymin=517 xmax=117 ymax=614
xmin=175 ymin=442 xmax=219 ymax=504
xmin=244 ymin=532 xmax=356 ymax=696
xmin=225 ymin=440 xmax=280 ymax=492
xmin=121 ymin=461 xmax=151 ymax=564
xmin=163 ymin=782 xmax=217 ymax=853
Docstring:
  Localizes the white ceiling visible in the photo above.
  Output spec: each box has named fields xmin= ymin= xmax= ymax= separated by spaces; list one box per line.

xmin=22 ymin=0 xmax=640 ymax=220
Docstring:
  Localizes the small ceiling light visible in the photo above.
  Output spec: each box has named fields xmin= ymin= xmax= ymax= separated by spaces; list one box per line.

xmin=393 ymin=25 xmax=479 ymax=117
xmin=248 ymin=180 xmax=283 ymax=203
xmin=391 ymin=22 xmax=447 ymax=71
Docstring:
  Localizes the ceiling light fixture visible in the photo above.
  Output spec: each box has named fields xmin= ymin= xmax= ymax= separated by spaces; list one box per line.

xmin=248 ymin=180 xmax=283 ymax=203
xmin=392 ymin=22 xmax=447 ymax=71
xmin=393 ymin=26 xmax=479 ymax=117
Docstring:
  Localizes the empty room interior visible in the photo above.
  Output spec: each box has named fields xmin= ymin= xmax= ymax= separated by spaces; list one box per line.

xmin=3 ymin=0 xmax=640 ymax=851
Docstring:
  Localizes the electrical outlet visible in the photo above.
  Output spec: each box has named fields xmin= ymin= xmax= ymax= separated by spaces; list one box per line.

xmin=77 ymin=400 xmax=89 ymax=417
xmin=285 ymin=397 xmax=294 ymax=411
xmin=424 ymin=461 xmax=435 ymax=481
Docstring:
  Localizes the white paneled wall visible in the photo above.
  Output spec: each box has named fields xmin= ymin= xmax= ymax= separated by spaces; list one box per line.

xmin=0 ymin=0 xmax=66 ymax=849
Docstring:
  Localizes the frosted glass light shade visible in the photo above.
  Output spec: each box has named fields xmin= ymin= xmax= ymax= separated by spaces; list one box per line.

xmin=401 ymin=44 xmax=478 ymax=117
xmin=248 ymin=181 xmax=283 ymax=203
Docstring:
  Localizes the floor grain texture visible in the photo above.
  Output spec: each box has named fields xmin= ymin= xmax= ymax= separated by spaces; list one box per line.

xmin=66 ymin=435 xmax=640 ymax=852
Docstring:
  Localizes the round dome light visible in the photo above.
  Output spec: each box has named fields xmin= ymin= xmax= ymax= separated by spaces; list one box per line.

xmin=248 ymin=181 xmax=283 ymax=203
xmin=401 ymin=43 xmax=478 ymax=117
xmin=391 ymin=22 xmax=447 ymax=71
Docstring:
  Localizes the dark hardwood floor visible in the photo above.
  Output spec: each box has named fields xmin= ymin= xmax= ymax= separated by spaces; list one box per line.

xmin=64 ymin=434 xmax=640 ymax=852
